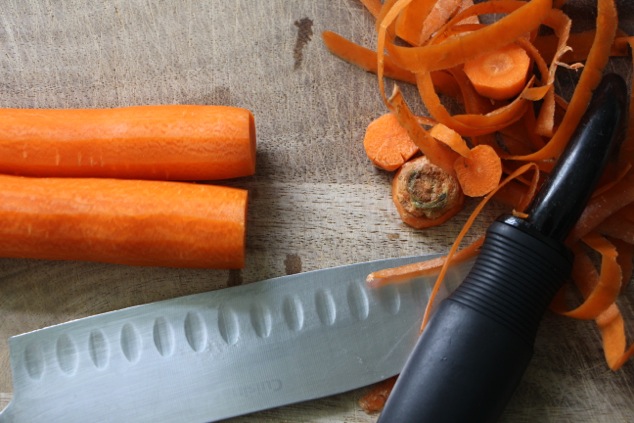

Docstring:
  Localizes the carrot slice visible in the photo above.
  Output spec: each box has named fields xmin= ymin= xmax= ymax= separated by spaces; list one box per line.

xmin=363 ymin=113 xmax=419 ymax=171
xmin=0 ymin=105 xmax=256 ymax=181
xmin=463 ymin=42 xmax=531 ymax=101
xmin=0 ymin=174 xmax=247 ymax=269
xmin=391 ymin=155 xmax=465 ymax=229
xmin=453 ymin=144 xmax=502 ymax=197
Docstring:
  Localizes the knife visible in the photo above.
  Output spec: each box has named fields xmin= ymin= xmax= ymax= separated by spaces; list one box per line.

xmin=0 ymin=254 xmax=474 ymax=423
xmin=378 ymin=73 xmax=628 ymax=422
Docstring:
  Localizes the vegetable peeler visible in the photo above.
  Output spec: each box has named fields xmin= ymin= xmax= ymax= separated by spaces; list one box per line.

xmin=377 ymin=73 xmax=628 ymax=422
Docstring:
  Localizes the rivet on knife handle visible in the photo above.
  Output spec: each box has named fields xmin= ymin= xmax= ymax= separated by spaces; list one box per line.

xmin=377 ymin=73 xmax=628 ymax=423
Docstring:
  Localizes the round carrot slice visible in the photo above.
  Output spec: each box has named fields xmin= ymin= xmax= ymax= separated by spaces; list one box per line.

xmin=363 ymin=113 xmax=419 ymax=171
xmin=453 ymin=144 xmax=502 ymax=197
xmin=392 ymin=155 xmax=465 ymax=229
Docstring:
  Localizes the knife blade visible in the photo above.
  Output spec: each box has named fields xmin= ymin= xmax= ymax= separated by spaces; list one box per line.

xmin=0 ymin=254 xmax=473 ymax=423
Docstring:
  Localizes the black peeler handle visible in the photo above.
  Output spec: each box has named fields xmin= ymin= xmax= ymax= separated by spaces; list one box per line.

xmin=377 ymin=73 xmax=627 ymax=423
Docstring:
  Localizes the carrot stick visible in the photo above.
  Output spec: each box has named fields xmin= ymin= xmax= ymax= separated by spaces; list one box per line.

xmin=363 ymin=113 xmax=419 ymax=171
xmin=0 ymin=174 xmax=247 ymax=268
xmin=0 ymin=105 xmax=256 ymax=181
xmin=463 ymin=42 xmax=531 ymax=101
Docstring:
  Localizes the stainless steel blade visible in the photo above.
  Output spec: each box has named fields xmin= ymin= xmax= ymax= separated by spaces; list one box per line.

xmin=0 ymin=254 xmax=472 ymax=423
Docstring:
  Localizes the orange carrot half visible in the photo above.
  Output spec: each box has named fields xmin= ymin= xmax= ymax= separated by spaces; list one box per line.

xmin=0 ymin=105 xmax=256 ymax=181
xmin=0 ymin=174 xmax=247 ymax=268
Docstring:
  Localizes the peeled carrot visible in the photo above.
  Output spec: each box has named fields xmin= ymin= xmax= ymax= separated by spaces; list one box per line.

xmin=363 ymin=113 xmax=419 ymax=171
xmin=0 ymin=105 xmax=256 ymax=181
xmin=463 ymin=42 xmax=531 ymax=101
xmin=0 ymin=174 xmax=247 ymax=268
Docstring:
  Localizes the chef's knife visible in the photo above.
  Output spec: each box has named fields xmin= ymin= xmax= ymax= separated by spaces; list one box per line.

xmin=0 ymin=254 xmax=473 ymax=423
xmin=378 ymin=73 xmax=628 ymax=422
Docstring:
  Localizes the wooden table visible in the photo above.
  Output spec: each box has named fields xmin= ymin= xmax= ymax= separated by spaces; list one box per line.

xmin=1 ymin=1 xmax=633 ymax=421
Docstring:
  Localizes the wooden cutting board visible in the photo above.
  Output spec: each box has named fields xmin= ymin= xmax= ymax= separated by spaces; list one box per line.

xmin=1 ymin=1 xmax=633 ymax=421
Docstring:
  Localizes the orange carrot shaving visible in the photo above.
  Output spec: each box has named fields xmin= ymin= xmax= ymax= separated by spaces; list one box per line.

xmin=322 ymin=31 xmax=417 ymax=85
xmin=367 ymin=235 xmax=482 ymax=287
xmin=393 ymin=0 xmax=437 ymax=46
xmin=360 ymin=0 xmax=382 ymax=18
xmin=383 ymin=0 xmax=553 ymax=74
xmin=387 ymin=86 xmax=458 ymax=173
xmin=463 ymin=42 xmax=531 ymax=101
xmin=554 ymin=233 xmax=622 ymax=320
xmin=511 ymin=0 xmax=619 ymax=162
xmin=321 ymin=31 xmax=462 ymax=97
xmin=429 ymin=123 xmax=471 ymax=157
xmin=555 ymin=243 xmax=634 ymax=370
xmin=534 ymin=31 xmax=630 ymax=64
xmin=453 ymin=144 xmax=502 ymax=197
xmin=416 ymin=71 xmax=532 ymax=137
xmin=359 ymin=377 xmax=398 ymax=414
xmin=570 ymin=172 xmax=634 ymax=242
xmin=363 ymin=113 xmax=419 ymax=171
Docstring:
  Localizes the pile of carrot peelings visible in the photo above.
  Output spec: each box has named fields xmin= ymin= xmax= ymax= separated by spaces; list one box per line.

xmin=323 ymin=0 xmax=634 ymax=377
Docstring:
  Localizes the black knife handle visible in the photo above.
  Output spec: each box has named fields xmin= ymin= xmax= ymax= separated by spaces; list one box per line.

xmin=376 ymin=217 xmax=571 ymax=423
xmin=377 ymin=73 xmax=627 ymax=423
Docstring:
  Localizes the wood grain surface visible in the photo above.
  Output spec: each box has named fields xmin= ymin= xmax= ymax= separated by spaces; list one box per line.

xmin=1 ymin=1 xmax=633 ymax=422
